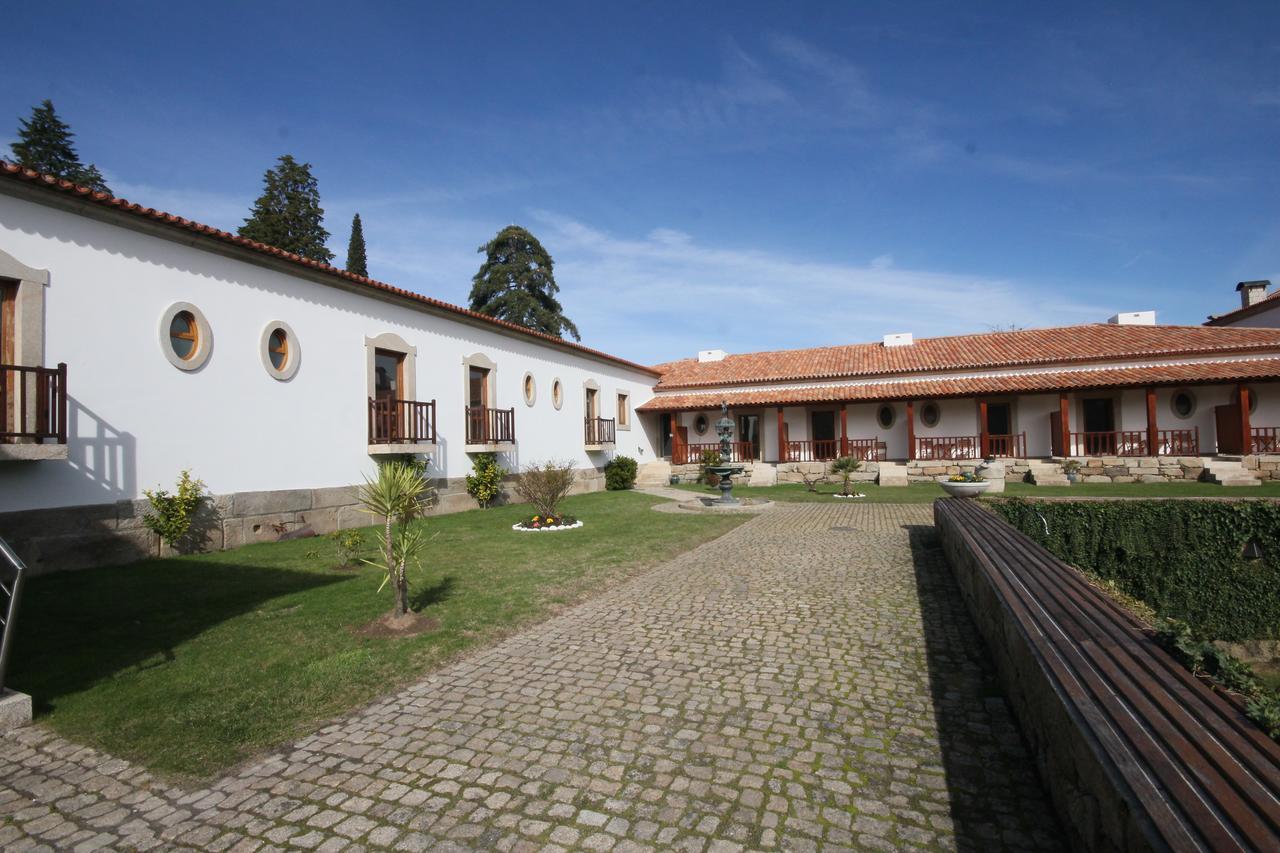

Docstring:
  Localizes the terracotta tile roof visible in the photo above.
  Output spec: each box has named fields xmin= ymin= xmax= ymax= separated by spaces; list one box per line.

xmin=637 ymin=357 xmax=1280 ymax=412
xmin=0 ymin=162 xmax=660 ymax=376
xmin=652 ymin=324 xmax=1280 ymax=389
xmin=1205 ymin=289 xmax=1280 ymax=326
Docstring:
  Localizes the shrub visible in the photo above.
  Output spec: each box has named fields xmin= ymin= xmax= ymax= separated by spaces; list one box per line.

xmin=465 ymin=453 xmax=505 ymax=508
xmin=993 ymin=499 xmax=1280 ymax=641
xmin=515 ymin=460 xmax=576 ymax=517
xmin=699 ymin=449 xmax=722 ymax=486
xmin=829 ymin=456 xmax=862 ymax=495
xmin=604 ymin=455 xmax=638 ymax=490
xmin=142 ymin=469 xmax=206 ymax=551
xmin=330 ymin=529 xmax=364 ymax=568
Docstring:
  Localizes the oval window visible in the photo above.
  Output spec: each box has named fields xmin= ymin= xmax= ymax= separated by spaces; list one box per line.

xmin=920 ymin=402 xmax=940 ymax=428
xmin=169 ymin=311 xmax=198 ymax=360
xmin=877 ymin=404 xmax=895 ymax=430
xmin=259 ymin=321 xmax=300 ymax=380
xmin=551 ymin=378 xmax=564 ymax=410
xmin=1247 ymin=387 xmax=1258 ymax=414
xmin=694 ymin=414 xmax=709 ymax=435
xmin=523 ymin=372 xmax=537 ymax=406
xmin=1170 ymin=389 xmax=1196 ymax=419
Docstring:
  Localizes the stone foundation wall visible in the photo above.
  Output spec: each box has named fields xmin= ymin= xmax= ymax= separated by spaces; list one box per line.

xmin=905 ymin=459 xmax=1029 ymax=483
xmin=1243 ymin=454 xmax=1280 ymax=480
xmin=0 ymin=467 xmax=606 ymax=575
xmin=1065 ymin=456 xmax=1205 ymax=483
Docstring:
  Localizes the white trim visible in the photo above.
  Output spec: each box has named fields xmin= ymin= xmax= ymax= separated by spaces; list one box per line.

xmin=160 ymin=302 xmax=212 ymax=371
xmin=260 ymin=320 xmax=300 ymax=381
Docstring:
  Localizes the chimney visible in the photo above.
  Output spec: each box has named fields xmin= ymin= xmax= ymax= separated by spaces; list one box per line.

xmin=882 ymin=332 xmax=913 ymax=347
xmin=697 ymin=349 xmax=727 ymax=363
xmin=1236 ymin=280 xmax=1270 ymax=309
xmin=1107 ymin=311 xmax=1156 ymax=326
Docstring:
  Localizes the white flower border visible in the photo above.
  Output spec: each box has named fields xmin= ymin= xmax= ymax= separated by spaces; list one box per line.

xmin=511 ymin=520 xmax=585 ymax=533
xmin=832 ymin=493 xmax=866 ymax=499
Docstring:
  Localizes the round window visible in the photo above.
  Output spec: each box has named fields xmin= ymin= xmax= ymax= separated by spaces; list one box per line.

xmin=551 ymin=378 xmax=564 ymax=410
xmin=694 ymin=414 xmax=709 ymax=435
xmin=1170 ymin=389 xmax=1196 ymax=419
xmin=876 ymin=404 xmax=895 ymax=430
xmin=523 ymin=372 xmax=537 ymax=406
xmin=259 ymin=321 xmax=300 ymax=380
xmin=170 ymin=312 xmax=198 ymax=360
xmin=1247 ymin=386 xmax=1258 ymax=414
xmin=920 ymin=402 xmax=940 ymax=428
xmin=160 ymin=302 xmax=212 ymax=371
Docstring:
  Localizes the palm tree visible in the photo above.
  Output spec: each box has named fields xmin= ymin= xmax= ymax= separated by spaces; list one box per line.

xmin=358 ymin=461 xmax=429 ymax=615
xmin=829 ymin=456 xmax=863 ymax=496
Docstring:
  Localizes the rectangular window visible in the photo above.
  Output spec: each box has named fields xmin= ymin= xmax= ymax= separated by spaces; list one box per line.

xmin=617 ymin=392 xmax=630 ymax=428
xmin=374 ymin=349 xmax=404 ymax=399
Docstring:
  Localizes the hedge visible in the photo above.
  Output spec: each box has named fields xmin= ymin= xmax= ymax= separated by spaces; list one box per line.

xmin=991 ymin=499 xmax=1280 ymax=642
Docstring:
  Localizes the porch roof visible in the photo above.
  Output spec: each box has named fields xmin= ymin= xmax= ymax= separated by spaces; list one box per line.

xmin=652 ymin=324 xmax=1280 ymax=389
xmin=636 ymin=357 xmax=1280 ymax=412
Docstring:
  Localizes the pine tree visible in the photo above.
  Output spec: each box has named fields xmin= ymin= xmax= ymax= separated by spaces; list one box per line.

xmin=238 ymin=154 xmax=333 ymax=263
xmin=9 ymin=99 xmax=111 ymax=193
xmin=469 ymin=225 xmax=580 ymax=341
xmin=346 ymin=213 xmax=368 ymax=276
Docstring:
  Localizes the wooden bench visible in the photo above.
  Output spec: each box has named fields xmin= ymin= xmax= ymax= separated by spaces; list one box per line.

xmin=934 ymin=498 xmax=1280 ymax=852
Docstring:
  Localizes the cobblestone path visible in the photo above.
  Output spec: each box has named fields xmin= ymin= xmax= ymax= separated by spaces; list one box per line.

xmin=1 ymin=504 xmax=1061 ymax=851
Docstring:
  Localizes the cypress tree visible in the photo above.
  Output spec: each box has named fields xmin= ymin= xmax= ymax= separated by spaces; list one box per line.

xmin=469 ymin=225 xmax=580 ymax=341
xmin=346 ymin=213 xmax=368 ymax=277
xmin=238 ymin=155 xmax=334 ymax=263
xmin=9 ymin=99 xmax=111 ymax=193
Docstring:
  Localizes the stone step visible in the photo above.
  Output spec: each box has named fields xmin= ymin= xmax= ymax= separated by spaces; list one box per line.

xmin=1218 ymin=478 xmax=1262 ymax=487
xmin=877 ymin=462 xmax=908 ymax=487
xmin=748 ymin=464 xmax=777 ymax=487
xmin=635 ymin=460 xmax=673 ymax=486
xmin=1026 ymin=461 xmax=1070 ymax=486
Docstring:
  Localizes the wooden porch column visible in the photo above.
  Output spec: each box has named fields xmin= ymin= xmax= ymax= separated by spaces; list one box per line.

xmin=840 ymin=406 xmax=848 ymax=457
xmin=1239 ymin=384 xmax=1252 ymax=455
xmin=906 ymin=400 xmax=916 ymax=460
xmin=1059 ymin=392 xmax=1070 ymax=456
xmin=776 ymin=406 xmax=786 ymax=463
xmin=977 ymin=399 xmax=989 ymax=458
xmin=1145 ymin=387 xmax=1158 ymax=456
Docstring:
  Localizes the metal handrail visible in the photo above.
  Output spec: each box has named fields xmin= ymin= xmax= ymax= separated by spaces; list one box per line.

xmin=0 ymin=535 xmax=27 ymax=692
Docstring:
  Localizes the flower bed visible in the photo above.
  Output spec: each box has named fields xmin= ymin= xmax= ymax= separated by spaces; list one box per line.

xmin=512 ymin=514 xmax=583 ymax=533
xmin=832 ymin=492 xmax=865 ymax=499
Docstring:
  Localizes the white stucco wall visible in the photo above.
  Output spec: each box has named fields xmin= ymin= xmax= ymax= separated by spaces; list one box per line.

xmin=0 ymin=193 xmax=658 ymax=512
xmin=1217 ymin=301 xmax=1280 ymax=329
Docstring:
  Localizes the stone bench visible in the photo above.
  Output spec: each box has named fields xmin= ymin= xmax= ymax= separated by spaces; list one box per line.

xmin=934 ymin=497 xmax=1280 ymax=851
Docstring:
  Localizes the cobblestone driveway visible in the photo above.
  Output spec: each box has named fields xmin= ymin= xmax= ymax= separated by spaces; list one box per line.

xmin=1 ymin=504 xmax=1060 ymax=851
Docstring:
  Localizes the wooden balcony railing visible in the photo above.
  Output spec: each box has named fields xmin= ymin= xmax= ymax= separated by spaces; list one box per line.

xmin=915 ymin=435 xmax=980 ymax=460
xmin=584 ymin=416 xmax=616 ymax=446
xmin=368 ymin=397 xmax=436 ymax=445
xmin=1066 ymin=428 xmax=1198 ymax=457
xmin=465 ymin=406 xmax=515 ymax=445
xmin=1251 ymin=427 xmax=1280 ymax=454
xmin=784 ymin=439 xmax=841 ymax=462
xmin=674 ymin=441 xmax=753 ymax=465
xmin=845 ymin=437 xmax=885 ymax=461
xmin=1 ymin=363 xmax=67 ymax=444
xmin=985 ymin=433 xmax=1027 ymax=458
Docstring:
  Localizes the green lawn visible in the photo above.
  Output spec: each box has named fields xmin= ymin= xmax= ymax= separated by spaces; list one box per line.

xmin=673 ymin=480 xmax=1280 ymax=502
xmin=8 ymin=491 xmax=745 ymax=781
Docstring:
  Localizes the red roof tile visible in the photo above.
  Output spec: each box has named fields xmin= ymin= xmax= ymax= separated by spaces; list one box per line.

xmin=0 ymin=162 xmax=660 ymax=376
xmin=653 ymin=324 xmax=1280 ymax=389
xmin=637 ymin=358 xmax=1280 ymax=411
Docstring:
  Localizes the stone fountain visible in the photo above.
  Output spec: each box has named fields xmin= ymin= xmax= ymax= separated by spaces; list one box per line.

xmin=706 ymin=403 xmax=745 ymax=505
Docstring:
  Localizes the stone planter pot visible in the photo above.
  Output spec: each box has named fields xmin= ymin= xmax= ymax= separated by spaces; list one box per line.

xmin=940 ymin=480 xmax=992 ymax=498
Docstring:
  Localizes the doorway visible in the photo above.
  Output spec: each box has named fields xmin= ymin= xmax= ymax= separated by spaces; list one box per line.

xmin=1 ymin=280 xmax=14 ymax=439
xmin=660 ymin=413 xmax=674 ymax=458
xmin=373 ymin=349 xmax=406 ymax=441
xmin=986 ymin=402 xmax=1012 ymax=436
xmin=1081 ymin=397 xmax=1116 ymax=455
xmin=811 ymin=410 xmax=837 ymax=458
xmin=737 ymin=413 xmax=760 ymax=460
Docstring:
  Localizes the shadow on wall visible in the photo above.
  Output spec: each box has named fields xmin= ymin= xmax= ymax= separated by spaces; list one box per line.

xmin=7 ymin=558 xmax=347 ymax=714
xmin=903 ymin=524 xmax=1065 ymax=850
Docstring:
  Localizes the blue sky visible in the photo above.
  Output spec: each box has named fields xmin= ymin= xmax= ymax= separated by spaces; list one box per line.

xmin=4 ymin=2 xmax=1279 ymax=363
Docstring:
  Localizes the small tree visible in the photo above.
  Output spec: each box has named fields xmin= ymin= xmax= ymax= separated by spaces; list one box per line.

xmin=239 ymin=154 xmax=334 ymax=263
xmin=465 ymin=453 xmax=505 ymax=508
xmin=514 ymin=461 xmax=576 ymax=517
xmin=10 ymin=99 xmax=111 ymax=193
xmin=829 ymin=456 xmax=862 ymax=496
xmin=469 ymin=225 xmax=580 ymax=340
xmin=358 ymin=461 xmax=428 ymax=616
xmin=346 ymin=212 xmax=368 ymax=276
xmin=142 ymin=470 xmax=206 ymax=552
xmin=799 ymin=468 xmax=828 ymax=493
xmin=604 ymin=455 xmax=638 ymax=490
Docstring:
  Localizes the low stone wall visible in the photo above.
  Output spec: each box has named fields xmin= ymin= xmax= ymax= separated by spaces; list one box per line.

xmin=0 ymin=467 xmax=606 ymax=575
xmin=906 ymin=459 xmax=1028 ymax=483
xmin=1064 ymin=455 xmax=1205 ymax=483
xmin=1243 ymin=454 xmax=1280 ymax=480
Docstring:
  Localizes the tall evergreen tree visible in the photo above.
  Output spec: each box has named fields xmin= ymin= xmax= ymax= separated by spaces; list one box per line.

xmin=238 ymin=154 xmax=333 ymax=263
xmin=469 ymin=225 xmax=580 ymax=341
xmin=346 ymin=213 xmax=368 ymax=276
xmin=9 ymin=99 xmax=111 ymax=193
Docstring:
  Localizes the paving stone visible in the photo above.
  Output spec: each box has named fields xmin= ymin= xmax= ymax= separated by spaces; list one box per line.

xmin=0 ymin=505 xmax=1061 ymax=851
